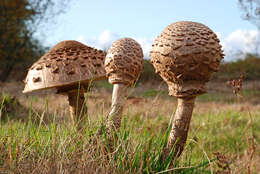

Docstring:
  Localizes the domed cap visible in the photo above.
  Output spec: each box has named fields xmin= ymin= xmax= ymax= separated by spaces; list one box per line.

xmin=23 ymin=40 xmax=106 ymax=93
xmin=150 ymin=21 xmax=224 ymax=98
xmin=104 ymin=38 xmax=144 ymax=85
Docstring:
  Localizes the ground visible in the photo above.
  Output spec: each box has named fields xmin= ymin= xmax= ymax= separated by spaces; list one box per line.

xmin=0 ymin=80 xmax=259 ymax=173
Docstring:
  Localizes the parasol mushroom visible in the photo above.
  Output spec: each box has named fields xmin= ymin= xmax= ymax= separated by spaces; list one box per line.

xmin=23 ymin=40 xmax=106 ymax=125
xmin=104 ymin=38 xmax=143 ymax=132
xmin=150 ymin=21 xmax=224 ymax=159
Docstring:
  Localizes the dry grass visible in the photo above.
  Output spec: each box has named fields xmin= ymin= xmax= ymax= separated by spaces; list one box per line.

xmin=0 ymin=81 xmax=260 ymax=173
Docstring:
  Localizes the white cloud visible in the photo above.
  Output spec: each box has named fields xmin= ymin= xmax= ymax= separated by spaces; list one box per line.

xmin=78 ymin=29 xmax=260 ymax=61
xmin=98 ymin=30 xmax=120 ymax=50
xmin=77 ymin=30 xmax=120 ymax=51
xmin=77 ymin=30 xmax=153 ymax=58
xmin=135 ymin=38 xmax=154 ymax=58
xmin=220 ymin=30 xmax=260 ymax=61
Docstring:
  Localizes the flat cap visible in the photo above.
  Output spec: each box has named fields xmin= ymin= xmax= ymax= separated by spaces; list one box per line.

xmin=23 ymin=40 xmax=106 ymax=93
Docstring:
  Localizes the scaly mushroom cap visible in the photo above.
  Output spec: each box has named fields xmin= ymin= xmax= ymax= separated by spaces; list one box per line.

xmin=150 ymin=21 xmax=224 ymax=98
xmin=104 ymin=38 xmax=144 ymax=85
xmin=23 ymin=40 xmax=106 ymax=93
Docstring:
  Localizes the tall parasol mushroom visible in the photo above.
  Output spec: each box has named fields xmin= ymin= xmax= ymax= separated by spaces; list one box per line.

xmin=104 ymin=38 xmax=143 ymax=132
xmin=23 ymin=40 xmax=106 ymax=125
xmin=150 ymin=21 xmax=224 ymax=159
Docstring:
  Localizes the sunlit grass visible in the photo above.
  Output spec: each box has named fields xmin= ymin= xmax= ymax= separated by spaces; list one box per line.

xmin=0 ymin=87 xmax=259 ymax=173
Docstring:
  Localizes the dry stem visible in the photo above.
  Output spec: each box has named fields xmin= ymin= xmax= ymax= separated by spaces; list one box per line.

xmin=165 ymin=97 xmax=195 ymax=159
xmin=106 ymin=84 xmax=128 ymax=131
xmin=67 ymin=90 xmax=87 ymax=126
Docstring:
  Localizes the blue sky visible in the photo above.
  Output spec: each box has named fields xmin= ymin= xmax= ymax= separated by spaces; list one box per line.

xmin=37 ymin=0 xmax=260 ymax=61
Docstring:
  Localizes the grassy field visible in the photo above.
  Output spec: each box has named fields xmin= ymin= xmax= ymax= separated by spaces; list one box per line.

xmin=0 ymin=81 xmax=260 ymax=174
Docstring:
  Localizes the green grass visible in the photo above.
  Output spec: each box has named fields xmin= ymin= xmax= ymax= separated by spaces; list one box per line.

xmin=197 ymin=93 xmax=236 ymax=103
xmin=196 ymin=89 xmax=260 ymax=104
xmin=0 ymin=118 xmax=215 ymax=173
xmin=0 ymin=93 xmax=259 ymax=173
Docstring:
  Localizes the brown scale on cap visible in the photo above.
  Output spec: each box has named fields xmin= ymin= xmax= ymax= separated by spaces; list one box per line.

xmin=150 ymin=21 xmax=224 ymax=162
xmin=105 ymin=38 xmax=143 ymax=86
xmin=101 ymin=38 xmax=144 ymax=150
xmin=23 ymin=40 xmax=106 ymax=127
xmin=23 ymin=40 xmax=106 ymax=93
xmin=150 ymin=21 xmax=224 ymax=98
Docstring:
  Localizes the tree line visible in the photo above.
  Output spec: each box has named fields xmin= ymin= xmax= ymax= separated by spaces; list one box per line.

xmin=0 ymin=0 xmax=68 ymax=82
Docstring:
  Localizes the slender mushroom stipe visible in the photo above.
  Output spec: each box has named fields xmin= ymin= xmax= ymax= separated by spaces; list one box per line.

xmin=23 ymin=40 xmax=106 ymax=125
xmin=104 ymin=38 xmax=143 ymax=132
xmin=106 ymin=84 xmax=128 ymax=130
xmin=150 ymin=21 xmax=224 ymax=160
xmin=67 ymin=89 xmax=87 ymax=125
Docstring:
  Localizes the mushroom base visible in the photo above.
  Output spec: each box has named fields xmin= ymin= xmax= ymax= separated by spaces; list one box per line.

xmin=165 ymin=97 xmax=195 ymax=160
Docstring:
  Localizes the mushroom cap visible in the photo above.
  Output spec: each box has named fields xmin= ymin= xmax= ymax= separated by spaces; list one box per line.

xmin=23 ymin=40 xmax=106 ymax=93
xmin=150 ymin=21 xmax=224 ymax=98
xmin=104 ymin=38 xmax=144 ymax=85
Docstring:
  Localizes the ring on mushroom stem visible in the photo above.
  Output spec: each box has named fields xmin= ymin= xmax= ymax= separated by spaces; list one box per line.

xmin=104 ymin=38 xmax=143 ymax=139
xmin=23 ymin=40 xmax=106 ymax=127
xmin=150 ymin=21 xmax=224 ymax=161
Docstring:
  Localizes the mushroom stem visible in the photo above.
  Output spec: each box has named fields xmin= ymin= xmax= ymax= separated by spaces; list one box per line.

xmin=67 ymin=90 xmax=87 ymax=125
xmin=106 ymin=83 xmax=128 ymax=131
xmin=166 ymin=97 xmax=195 ymax=158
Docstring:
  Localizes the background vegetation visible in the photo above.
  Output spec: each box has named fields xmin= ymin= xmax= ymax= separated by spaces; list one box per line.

xmin=0 ymin=0 xmax=68 ymax=82
xmin=139 ymin=54 xmax=260 ymax=84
